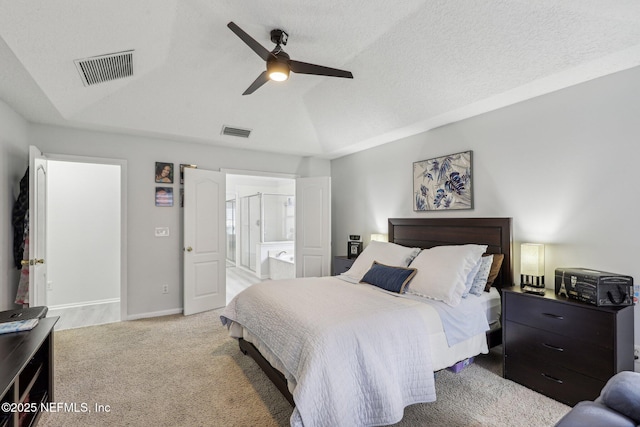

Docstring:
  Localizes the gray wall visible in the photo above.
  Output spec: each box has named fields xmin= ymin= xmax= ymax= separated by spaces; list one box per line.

xmin=28 ymin=124 xmax=330 ymax=317
xmin=331 ymin=66 xmax=640 ymax=346
xmin=0 ymin=99 xmax=29 ymax=310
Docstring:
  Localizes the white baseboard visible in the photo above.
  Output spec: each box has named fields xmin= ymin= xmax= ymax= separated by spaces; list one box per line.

xmin=126 ymin=308 xmax=183 ymax=321
xmin=48 ymin=298 xmax=120 ymax=311
xmin=48 ymin=299 xmax=120 ymax=330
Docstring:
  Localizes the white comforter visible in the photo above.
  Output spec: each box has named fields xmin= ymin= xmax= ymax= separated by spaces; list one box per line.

xmin=220 ymin=276 xmax=437 ymax=427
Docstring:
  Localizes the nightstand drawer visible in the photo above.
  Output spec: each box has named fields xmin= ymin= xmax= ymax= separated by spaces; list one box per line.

xmin=505 ymin=353 xmax=605 ymax=406
xmin=505 ymin=322 xmax=613 ymax=381
xmin=504 ymin=292 xmax=613 ymax=347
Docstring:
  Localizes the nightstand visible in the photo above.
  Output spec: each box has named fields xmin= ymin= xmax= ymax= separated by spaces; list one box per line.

xmin=502 ymin=287 xmax=634 ymax=406
xmin=333 ymin=256 xmax=355 ymax=275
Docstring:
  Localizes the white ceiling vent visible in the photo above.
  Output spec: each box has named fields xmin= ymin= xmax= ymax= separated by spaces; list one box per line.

xmin=221 ymin=125 xmax=252 ymax=138
xmin=74 ymin=50 xmax=134 ymax=86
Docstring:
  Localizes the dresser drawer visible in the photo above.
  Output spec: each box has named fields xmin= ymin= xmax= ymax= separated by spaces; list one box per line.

xmin=505 ymin=321 xmax=614 ymax=381
xmin=504 ymin=292 xmax=614 ymax=347
xmin=505 ymin=353 xmax=605 ymax=406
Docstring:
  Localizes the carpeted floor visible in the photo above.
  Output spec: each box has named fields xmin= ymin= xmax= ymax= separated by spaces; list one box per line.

xmin=38 ymin=310 xmax=570 ymax=427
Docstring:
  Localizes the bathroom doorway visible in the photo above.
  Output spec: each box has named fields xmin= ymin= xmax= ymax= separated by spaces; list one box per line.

xmin=225 ymin=172 xmax=296 ymax=301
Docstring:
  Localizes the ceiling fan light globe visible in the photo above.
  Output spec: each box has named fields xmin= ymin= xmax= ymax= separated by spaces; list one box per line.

xmin=269 ymin=71 xmax=289 ymax=81
xmin=267 ymin=61 xmax=290 ymax=81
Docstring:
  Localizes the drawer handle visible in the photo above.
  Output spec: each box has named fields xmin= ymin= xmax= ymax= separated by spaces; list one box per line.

xmin=542 ymin=313 xmax=564 ymax=320
xmin=541 ymin=373 xmax=563 ymax=384
xmin=542 ymin=343 xmax=564 ymax=352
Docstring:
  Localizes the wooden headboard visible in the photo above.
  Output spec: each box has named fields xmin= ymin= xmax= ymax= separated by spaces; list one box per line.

xmin=388 ymin=217 xmax=513 ymax=289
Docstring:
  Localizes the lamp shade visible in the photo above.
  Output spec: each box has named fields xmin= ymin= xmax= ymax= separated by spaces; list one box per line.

xmin=370 ymin=234 xmax=388 ymax=242
xmin=521 ymin=243 xmax=545 ymax=276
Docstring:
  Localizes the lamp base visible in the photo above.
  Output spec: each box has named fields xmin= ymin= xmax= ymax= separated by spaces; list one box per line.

xmin=521 ymin=285 xmax=546 ymax=295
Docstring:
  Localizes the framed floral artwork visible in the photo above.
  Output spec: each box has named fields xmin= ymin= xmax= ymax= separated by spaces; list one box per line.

xmin=413 ymin=150 xmax=473 ymax=211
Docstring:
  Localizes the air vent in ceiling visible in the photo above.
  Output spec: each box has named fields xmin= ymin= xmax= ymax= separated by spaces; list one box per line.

xmin=221 ymin=125 xmax=252 ymax=138
xmin=74 ymin=50 xmax=134 ymax=86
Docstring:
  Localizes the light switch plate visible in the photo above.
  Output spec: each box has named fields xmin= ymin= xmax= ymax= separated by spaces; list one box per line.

xmin=155 ymin=227 xmax=170 ymax=237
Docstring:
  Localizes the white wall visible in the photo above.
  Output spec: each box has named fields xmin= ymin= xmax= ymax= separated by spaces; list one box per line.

xmin=28 ymin=125 xmax=330 ymax=317
xmin=331 ymin=66 xmax=640 ymax=347
xmin=46 ymin=160 xmax=120 ymax=306
xmin=0 ymin=99 xmax=29 ymax=310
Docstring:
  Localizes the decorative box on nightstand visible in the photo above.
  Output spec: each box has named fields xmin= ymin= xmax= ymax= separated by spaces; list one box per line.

xmin=333 ymin=256 xmax=355 ymax=276
xmin=502 ymin=287 xmax=634 ymax=406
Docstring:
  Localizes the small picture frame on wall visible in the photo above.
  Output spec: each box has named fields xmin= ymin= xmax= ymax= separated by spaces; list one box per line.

xmin=413 ymin=150 xmax=473 ymax=211
xmin=155 ymin=187 xmax=174 ymax=207
xmin=155 ymin=162 xmax=174 ymax=183
xmin=180 ymin=164 xmax=197 ymax=184
xmin=348 ymin=241 xmax=363 ymax=259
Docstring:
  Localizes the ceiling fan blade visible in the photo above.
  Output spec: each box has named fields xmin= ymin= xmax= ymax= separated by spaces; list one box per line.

xmin=289 ymin=60 xmax=353 ymax=79
xmin=243 ymin=71 xmax=269 ymax=95
xmin=227 ymin=22 xmax=274 ymax=62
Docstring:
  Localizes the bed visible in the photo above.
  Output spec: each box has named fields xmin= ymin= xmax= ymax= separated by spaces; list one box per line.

xmin=220 ymin=217 xmax=513 ymax=426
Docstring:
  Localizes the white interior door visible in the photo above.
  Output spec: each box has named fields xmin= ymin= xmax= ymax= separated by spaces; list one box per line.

xmin=183 ymin=168 xmax=226 ymax=315
xmin=28 ymin=146 xmax=47 ymax=307
xmin=295 ymin=177 xmax=331 ymax=277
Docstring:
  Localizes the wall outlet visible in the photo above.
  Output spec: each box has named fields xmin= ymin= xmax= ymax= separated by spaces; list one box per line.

xmin=47 ymin=281 xmax=53 ymax=291
xmin=162 ymin=284 xmax=169 ymax=294
xmin=635 ymin=345 xmax=640 ymax=360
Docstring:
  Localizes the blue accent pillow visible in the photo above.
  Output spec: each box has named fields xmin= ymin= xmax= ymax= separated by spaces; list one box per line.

xmin=360 ymin=261 xmax=417 ymax=293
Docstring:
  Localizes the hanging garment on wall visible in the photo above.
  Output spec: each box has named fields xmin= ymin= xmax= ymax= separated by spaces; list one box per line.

xmin=15 ymin=234 xmax=29 ymax=305
xmin=12 ymin=168 xmax=29 ymax=269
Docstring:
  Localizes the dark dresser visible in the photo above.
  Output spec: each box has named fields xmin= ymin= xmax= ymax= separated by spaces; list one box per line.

xmin=502 ymin=287 xmax=634 ymax=406
xmin=1 ymin=317 xmax=58 ymax=427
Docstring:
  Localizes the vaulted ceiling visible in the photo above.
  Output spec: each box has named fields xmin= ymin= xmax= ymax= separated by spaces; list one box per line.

xmin=1 ymin=1 xmax=639 ymax=159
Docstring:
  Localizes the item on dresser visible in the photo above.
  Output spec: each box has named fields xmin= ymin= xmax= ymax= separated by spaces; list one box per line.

xmin=0 ymin=318 xmax=38 ymax=335
xmin=502 ymin=287 xmax=634 ymax=406
xmin=520 ymin=243 xmax=545 ymax=294
xmin=0 ymin=306 xmax=48 ymax=323
xmin=554 ymin=268 xmax=633 ymax=307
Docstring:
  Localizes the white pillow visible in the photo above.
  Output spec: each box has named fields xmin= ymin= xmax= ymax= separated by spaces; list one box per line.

xmin=407 ymin=244 xmax=487 ymax=306
xmin=342 ymin=240 xmax=421 ymax=282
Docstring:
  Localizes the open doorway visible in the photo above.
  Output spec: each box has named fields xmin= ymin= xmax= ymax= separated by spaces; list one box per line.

xmin=45 ymin=157 xmax=125 ymax=330
xmin=225 ymin=172 xmax=295 ymax=303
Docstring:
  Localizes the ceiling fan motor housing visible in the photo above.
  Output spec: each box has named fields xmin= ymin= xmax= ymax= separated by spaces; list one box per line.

xmin=270 ymin=29 xmax=288 ymax=46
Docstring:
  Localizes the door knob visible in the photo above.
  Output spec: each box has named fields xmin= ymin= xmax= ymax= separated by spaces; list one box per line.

xmin=186 ymin=247 xmax=193 ymax=252
xmin=20 ymin=259 xmax=45 ymax=266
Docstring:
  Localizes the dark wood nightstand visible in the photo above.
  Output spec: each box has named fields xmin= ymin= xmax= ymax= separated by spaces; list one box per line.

xmin=502 ymin=287 xmax=634 ymax=406
xmin=333 ymin=256 xmax=356 ymax=275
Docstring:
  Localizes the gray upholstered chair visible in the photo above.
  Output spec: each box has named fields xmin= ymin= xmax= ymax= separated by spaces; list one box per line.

xmin=555 ymin=371 xmax=640 ymax=427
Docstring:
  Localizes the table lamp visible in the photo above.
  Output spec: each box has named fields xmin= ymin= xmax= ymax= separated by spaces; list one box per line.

xmin=521 ymin=243 xmax=545 ymax=295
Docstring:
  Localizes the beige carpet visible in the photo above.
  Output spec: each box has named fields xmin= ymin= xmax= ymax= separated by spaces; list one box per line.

xmin=39 ymin=310 xmax=570 ymax=427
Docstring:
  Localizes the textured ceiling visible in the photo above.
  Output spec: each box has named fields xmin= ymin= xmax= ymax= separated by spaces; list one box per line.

xmin=1 ymin=1 xmax=640 ymax=159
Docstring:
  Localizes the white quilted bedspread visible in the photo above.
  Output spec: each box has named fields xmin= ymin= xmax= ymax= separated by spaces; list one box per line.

xmin=220 ymin=276 xmax=436 ymax=427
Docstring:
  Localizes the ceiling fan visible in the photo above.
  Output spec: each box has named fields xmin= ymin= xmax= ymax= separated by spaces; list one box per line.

xmin=227 ymin=21 xmax=354 ymax=95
